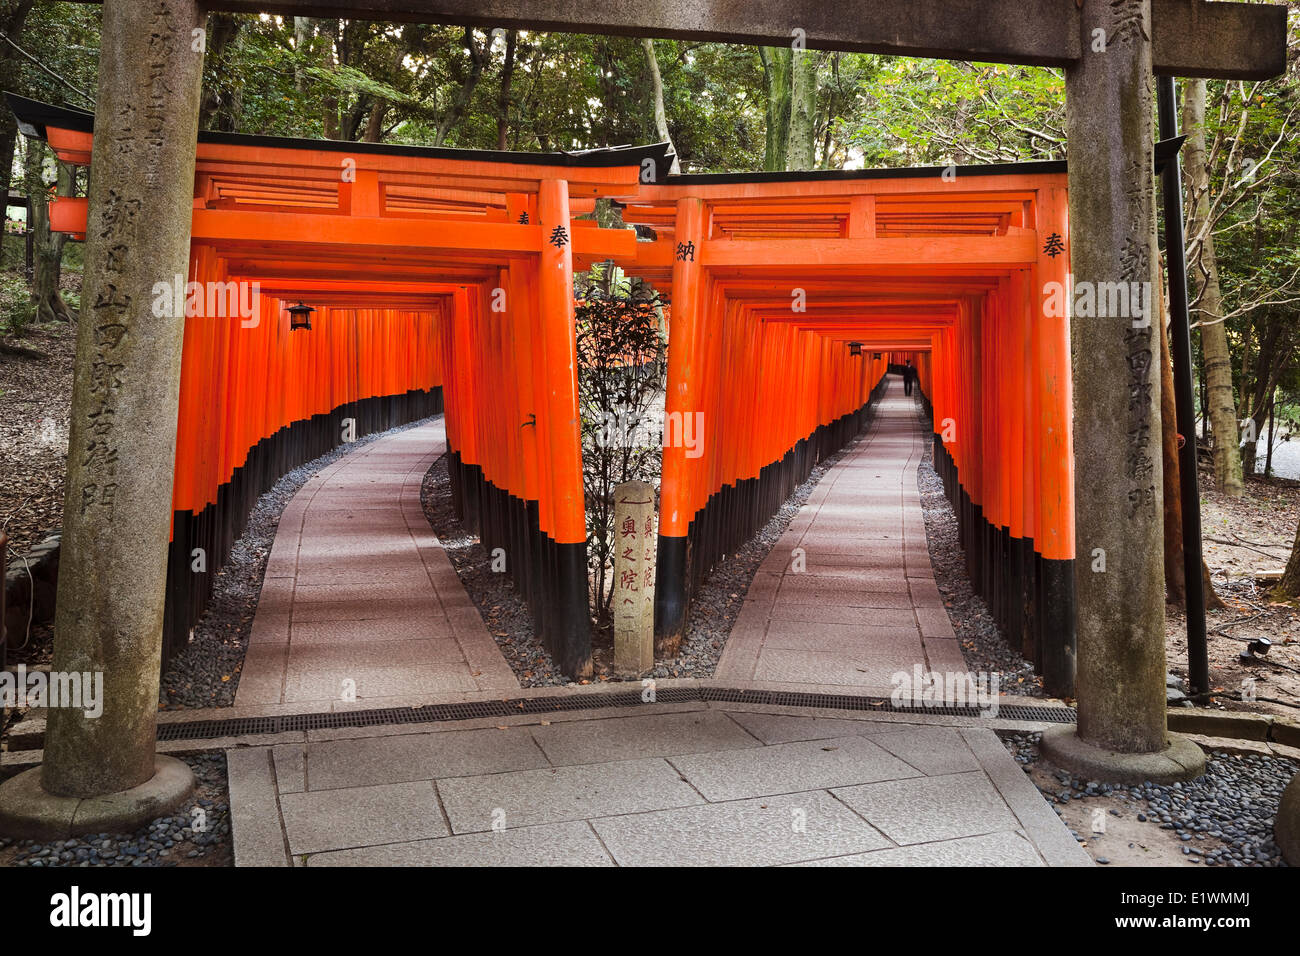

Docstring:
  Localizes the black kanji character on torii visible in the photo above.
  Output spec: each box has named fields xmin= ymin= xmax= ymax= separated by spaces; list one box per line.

xmin=675 ymin=240 xmax=696 ymax=262
xmin=548 ymin=225 xmax=569 ymax=248
xmin=518 ymin=212 xmax=529 ymax=225
xmin=1043 ymin=232 xmax=1065 ymax=259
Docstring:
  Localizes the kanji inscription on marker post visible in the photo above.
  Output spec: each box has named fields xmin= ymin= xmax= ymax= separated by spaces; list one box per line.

xmin=613 ymin=480 xmax=656 ymax=677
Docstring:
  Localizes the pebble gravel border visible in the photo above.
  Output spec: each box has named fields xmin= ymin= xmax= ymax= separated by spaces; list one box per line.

xmin=0 ymin=752 xmax=231 ymax=867
xmin=159 ymin=417 xmax=437 ymax=710
xmin=1003 ymin=730 xmax=1294 ymax=866
xmin=914 ymin=407 xmax=1044 ymax=697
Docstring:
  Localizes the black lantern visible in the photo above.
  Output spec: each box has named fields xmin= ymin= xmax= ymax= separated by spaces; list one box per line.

xmin=847 ymin=341 xmax=863 ymax=357
xmin=287 ymin=302 xmax=316 ymax=331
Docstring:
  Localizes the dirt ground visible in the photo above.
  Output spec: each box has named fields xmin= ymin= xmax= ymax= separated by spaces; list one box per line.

xmin=0 ymin=320 xmax=74 ymax=558
xmin=1167 ymin=467 xmax=1300 ymax=719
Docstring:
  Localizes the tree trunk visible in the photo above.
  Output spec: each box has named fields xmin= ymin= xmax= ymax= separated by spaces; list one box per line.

xmin=787 ymin=48 xmax=817 ymax=170
xmin=1264 ymin=387 xmax=1276 ymax=478
xmin=1182 ymin=78 xmax=1243 ymax=497
xmin=198 ymin=13 xmax=244 ymax=132
xmin=1273 ymin=515 xmax=1300 ymax=602
xmin=0 ymin=2 xmax=35 ymax=215
xmin=362 ymin=99 xmax=387 ymax=143
xmin=321 ymin=19 xmax=341 ymax=139
xmin=294 ymin=16 xmax=312 ymax=91
xmin=641 ymin=38 xmax=681 ymax=174
xmin=25 ymin=140 xmax=70 ymax=324
xmin=434 ymin=28 xmax=487 ymax=146
xmin=496 ymin=29 xmax=517 ymax=151
xmin=759 ymin=46 xmax=791 ymax=173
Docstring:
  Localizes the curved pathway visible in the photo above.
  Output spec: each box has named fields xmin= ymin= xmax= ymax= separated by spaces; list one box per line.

xmin=717 ymin=378 xmax=964 ymax=693
xmin=236 ymin=418 xmax=519 ymax=710
xmin=223 ymin=388 xmax=1086 ymax=868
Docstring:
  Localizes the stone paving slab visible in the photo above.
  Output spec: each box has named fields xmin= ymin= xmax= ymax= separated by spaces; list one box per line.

xmin=670 ymin=734 xmax=921 ymax=801
xmin=866 ymin=726 xmax=984 ymax=776
xmin=281 ymin=661 xmax=480 ymax=703
xmin=530 ymin=711 xmax=762 ymax=766
xmin=790 ymin=830 xmax=1044 ymax=867
xmin=438 ymin=758 xmax=706 ymax=833
xmin=832 ymin=771 xmax=1020 ymax=845
xmin=751 ymin=647 xmax=915 ymax=688
xmin=304 ymin=820 xmax=615 ymax=866
xmin=280 ymin=780 xmax=447 ymax=855
xmin=226 ymin=747 xmax=290 ymax=867
xmin=305 ymin=726 xmax=548 ymax=790
xmin=726 ymin=711 xmax=889 ymax=745
xmin=765 ymin=604 xmax=917 ymax=627
xmin=592 ymin=790 xmax=891 ymax=867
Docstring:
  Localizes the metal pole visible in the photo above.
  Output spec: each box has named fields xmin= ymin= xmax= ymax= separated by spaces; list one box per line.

xmin=1157 ymin=75 xmax=1210 ymax=696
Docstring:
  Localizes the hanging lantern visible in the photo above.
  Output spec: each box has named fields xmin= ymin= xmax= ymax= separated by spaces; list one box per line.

xmin=287 ymin=302 xmax=316 ymax=332
xmin=847 ymin=341 xmax=863 ymax=357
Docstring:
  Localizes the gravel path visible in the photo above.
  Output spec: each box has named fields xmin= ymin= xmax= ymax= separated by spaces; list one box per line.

xmin=0 ymin=751 xmax=231 ymax=867
xmin=914 ymin=406 xmax=1043 ymax=697
xmin=159 ymin=417 xmax=438 ymax=709
xmin=1003 ymin=731 xmax=1294 ymax=866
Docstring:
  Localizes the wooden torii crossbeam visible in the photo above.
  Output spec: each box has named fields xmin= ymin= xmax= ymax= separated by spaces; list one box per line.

xmin=69 ymin=0 xmax=1288 ymax=78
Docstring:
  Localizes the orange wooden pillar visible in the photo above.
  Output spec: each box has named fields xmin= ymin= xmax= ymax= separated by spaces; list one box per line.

xmin=1035 ymin=184 xmax=1076 ymax=696
xmin=537 ymin=177 xmax=592 ymax=677
xmin=654 ymin=196 xmax=706 ymax=649
xmin=1004 ymin=270 xmax=1029 ymax=657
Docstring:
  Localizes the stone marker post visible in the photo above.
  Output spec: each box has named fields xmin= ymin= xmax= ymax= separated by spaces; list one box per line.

xmin=613 ymin=481 xmax=656 ymax=676
xmin=1042 ymin=0 xmax=1203 ymax=783
xmin=0 ymin=0 xmax=205 ymax=837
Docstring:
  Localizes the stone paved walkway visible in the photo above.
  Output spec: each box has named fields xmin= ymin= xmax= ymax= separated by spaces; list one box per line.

xmin=716 ymin=378 xmax=962 ymax=694
xmin=226 ymin=700 xmax=1090 ymax=866
xmin=224 ymin=385 xmax=1086 ymax=866
xmin=236 ymin=419 xmax=519 ymax=710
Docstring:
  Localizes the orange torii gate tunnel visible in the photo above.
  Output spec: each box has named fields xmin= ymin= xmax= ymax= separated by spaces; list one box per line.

xmin=608 ymin=167 xmax=1080 ymax=691
xmin=21 ymin=94 xmax=1153 ymax=695
xmin=15 ymin=93 xmax=671 ymax=679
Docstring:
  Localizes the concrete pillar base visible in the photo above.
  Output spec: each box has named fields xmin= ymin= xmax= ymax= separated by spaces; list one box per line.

xmin=1275 ymin=772 xmax=1300 ymax=866
xmin=0 ymin=755 xmax=194 ymax=841
xmin=1039 ymin=725 xmax=1206 ymax=785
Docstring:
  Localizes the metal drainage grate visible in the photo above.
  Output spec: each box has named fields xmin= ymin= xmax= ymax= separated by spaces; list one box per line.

xmin=153 ymin=686 xmax=1074 ymax=742
xmin=699 ymin=687 xmax=1076 ymax=723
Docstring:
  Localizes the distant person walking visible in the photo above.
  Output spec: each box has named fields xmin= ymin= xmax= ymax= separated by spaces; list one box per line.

xmin=903 ymin=359 xmax=916 ymax=396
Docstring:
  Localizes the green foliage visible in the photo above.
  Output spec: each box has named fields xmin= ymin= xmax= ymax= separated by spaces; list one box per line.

xmin=842 ymin=58 xmax=1065 ymax=166
xmin=0 ymin=270 xmax=36 ymax=336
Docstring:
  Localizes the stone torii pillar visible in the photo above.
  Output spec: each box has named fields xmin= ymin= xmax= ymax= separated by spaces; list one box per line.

xmin=0 ymin=0 xmax=206 ymax=837
xmin=1041 ymin=0 xmax=1204 ymax=783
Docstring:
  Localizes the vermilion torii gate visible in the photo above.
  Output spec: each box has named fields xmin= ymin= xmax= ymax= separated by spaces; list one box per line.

xmin=610 ymin=168 xmax=1080 ymax=695
xmin=11 ymin=93 xmax=668 ymax=684
xmin=0 ymin=0 xmax=1286 ymax=836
